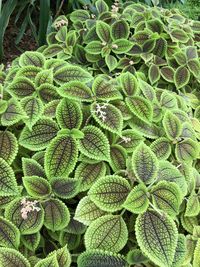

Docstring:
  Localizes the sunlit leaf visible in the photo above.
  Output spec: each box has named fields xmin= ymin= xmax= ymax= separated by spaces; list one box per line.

xmin=175 ymin=138 xmax=199 ymax=162
xmin=19 ymin=51 xmax=45 ymax=67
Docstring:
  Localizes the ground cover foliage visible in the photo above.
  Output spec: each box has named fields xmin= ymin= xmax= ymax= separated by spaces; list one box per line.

xmin=0 ymin=0 xmax=200 ymax=266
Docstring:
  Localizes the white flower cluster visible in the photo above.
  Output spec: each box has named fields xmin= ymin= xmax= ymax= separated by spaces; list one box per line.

xmin=94 ymin=103 xmax=108 ymax=122
xmin=20 ymin=198 xmax=41 ymax=220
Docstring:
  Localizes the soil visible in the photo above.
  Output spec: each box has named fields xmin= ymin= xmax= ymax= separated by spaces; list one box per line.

xmin=3 ymin=16 xmax=38 ymax=67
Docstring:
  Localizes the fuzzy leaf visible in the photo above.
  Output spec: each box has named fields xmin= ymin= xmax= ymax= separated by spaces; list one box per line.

xmin=96 ymin=0 xmax=109 ymax=13
xmin=54 ymin=66 xmax=92 ymax=85
xmin=35 ymin=69 xmax=53 ymax=87
xmin=138 ymin=79 xmax=155 ymax=101
xmin=16 ymin=66 xmax=41 ymax=81
xmin=85 ymin=215 xmax=128 ymax=252
xmin=85 ymin=41 xmax=103 ymax=54
xmin=42 ymin=199 xmax=70 ymax=231
xmin=0 ymin=158 xmax=18 ymax=196
xmin=163 ymin=111 xmax=182 ymax=140
xmin=174 ymin=66 xmax=190 ymax=89
xmin=160 ymin=91 xmax=177 ymax=110
xmin=21 ymin=96 xmax=44 ymax=129
xmin=74 ymin=196 xmax=106 ymax=226
xmin=132 ymin=143 xmax=158 ymax=184
xmin=19 ymin=51 xmax=45 ymax=67
xmin=7 ymin=77 xmax=35 ymax=99
xmin=56 ymin=98 xmax=82 ymax=129
xmin=170 ymin=29 xmax=189 ymax=43
xmin=0 ymin=248 xmax=31 ymax=267
xmin=150 ymin=137 xmax=171 ymax=160
xmin=37 ymin=83 xmax=60 ymax=103
xmin=110 ymin=145 xmax=127 ymax=172
xmin=111 ymin=19 xmax=129 ymax=40
xmin=0 ymin=131 xmax=18 ymax=164
xmin=120 ymin=72 xmax=138 ymax=96
xmin=75 ymin=162 xmax=106 ymax=192
xmin=172 ymin=234 xmax=186 ymax=267
xmin=43 ymin=44 xmax=63 ymax=58
xmin=135 ymin=210 xmax=178 ymax=267
xmin=0 ymin=216 xmax=20 ymax=249
xmin=78 ymin=126 xmax=110 ymax=161
xmin=112 ymin=39 xmax=133 ymax=54
xmin=150 ymin=181 xmax=183 ymax=217
xmin=91 ymin=102 xmax=123 ymax=134
xmin=187 ymin=59 xmax=200 ymax=78
xmin=175 ymin=138 xmax=199 ymax=162
xmin=77 ymin=250 xmax=127 ymax=267
xmin=117 ymin=129 xmax=144 ymax=153
xmin=186 ymin=46 xmax=198 ymax=60
xmin=123 ymin=183 xmax=149 ymax=214
xmin=88 ymin=175 xmax=131 ymax=212
xmin=23 ymin=176 xmax=51 ymax=198
xmin=51 ymin=177 xmax=80 ymax=199
xmin=185 ymin=193 xmax=200 ymax=217
xmin=148 ymin=64 xmax=160 ymax=85
xmin=22 ymin=158 xmax=45 ymax=177
xmin=55 ymin=245 xmax=71 ymax=267
xmin=153 ymin=38 xmax=167 ymax=57
xmin=58 ymin=81 xmax=93 ymax=102
xmin=45 ymin=135 xmax=78 ymax=178
xmin=5 ymin=198 xmax=44 ymax=235
xmin=19 ymin=118 xmax=59 ymax=151
xmin=21 ymin=232 xmax=40 ymax=252
xmin=160 ymin=66 xmax=174 ymax=83
xmin=126 ymin=96 xmax=153 ymax=123
xmin=35 ymin=254 xmax=59 ymax=267
xmin=70 ymin=10 xmax=90 ymax=22
xmin=193 ymin=239 xmax=200 ymax=267
xmin=96 ymin=21 xmax=111 ymax=42
xmin=105 ymin=55 xmax=117 ymax=71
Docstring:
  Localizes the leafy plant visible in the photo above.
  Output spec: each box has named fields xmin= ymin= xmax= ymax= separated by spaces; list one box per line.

xmin=0 ymin=0 xmax=199 ymax=266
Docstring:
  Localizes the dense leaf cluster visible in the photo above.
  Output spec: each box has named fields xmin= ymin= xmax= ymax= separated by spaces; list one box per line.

xmin=0 ymin=0 xmax=199 ymax=266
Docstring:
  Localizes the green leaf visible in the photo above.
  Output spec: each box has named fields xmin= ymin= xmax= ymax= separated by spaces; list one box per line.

xmin=186 ymin=46 xmax=198 ymax=60
xmin=77 ymin=250 xmax=127 ymax=267
xmin=42 ymin=198 xmax=70 ymax=231
xmin=85 ymin=215 xmax=128 ymax=252
xmin=135 ymin=210 xmax=178 ymax=267
xmin=37 ymin=83 xmax=60 ymax=103
xmin=0 ymin=131 xmax=18 ymax=164
xmin=193 ymin=239 xmax=200 ymax=267
xmin=75 ymin=162 xmax=106 ymax=192
xmin=138 ymin=79 xmax=155 ymax=101
xmin=70 ymin=10 xmax=90 ymax=22
xmin=0 ymin=216 xmax=20 ymax=249
xmin=74 ymin=196 xmax=106 ymax=226
xmin=23 ymin=176 xmax=51 ymax=198
xmin=85 ymin=41 xmax=103 ymax=55
xmin=45 ymin=135 xmax=78 ymax=178
xmin=96 ymin=21 xmax=111 ymax=42
xmin=172 ymin=234 xmax=186 ymax=267
xmin=185 ymin=193 xmax=200 ymax=217
xmin=54 ymin=66 xmax=92 ymax=85
xmin=112 ymin=39 xmax=133 ymax=54
xmin=0 ymin=248 xmax=30 ymax=267
xmin=55 ymin=245 xmax=71 ymax=267
xmin=51 ymin=177 xmax=80 ymax=199
xmin=187 ymin=59 xmax=200 ymax=78
xmin=78 ymin=126 xmax=110 ymax=161
xmin=19 ymin=118 xmax=59 ymax=151
xmin=160 ymin=91 xmax=177 ymax=110
xmin=16 ymin=66 xmax=42 ymax=81
xmin=150 ymin=181 xmax=183 ymax=217
xmin=175 ymin=138 xmax=199 ymax=162
xmin=120 ymin=72 xmax=138 ymax=96
xmin=163 ymin=111 xmax=182 ymax=140
xmin=111 ymin=19 xmax=129 ymax=40
xmin=132 ymin=143 xmax=158 ymax=184
xmin=7 ymin=77 xmax=35 ymax=99
xmin=21 ymin=232 xmax=40 ymax=252
xmin=43 ymin=44 xmax=63 ymax=58
xmin=105 ymin=54 xmax=117 ymax=72
xmin=88 ymin=175 xmax=131 ymax=212
xmin=170 ymin=29 xmax=189 ymax=43
xmin=174 ymin=66 xmax=190 ymax=89
xmin=148 ymin=64 xmax=160 ymax=85
xmin=1 ymin=98 xmax=26 ymax=126
xmin=65 ymin=217 xmax=86 ymax=235
xmin=96 ymin=0 xmax=109 ymax=13
xmin=22 ymin=158 xmax=45 ymax=177
xmin=91 ymin=102 xmax=123 ymax=134
xmin=110 ymin=145 xmax=127 ymax=172
xmin=0 ymin=158 xmax=18 ymax=196
xmin=56 ymin=98 xmax=82 ymax=129
xmin=19 ymin=51 xmax=45 ymax=67
xmin=35 ymin=69 xmax=53 ymax=87
xmin=21 ymin=96 xmax=44 ymax=129
xmin=160 ymin=66 xmax=175 ymax=83
xmin=0 ymin=99 xmax=8 ymax=114
xmin=126 ymin=96 xmax=153 ymax=123
xmin=57 ymin=81 xmax=93 ymax=102
xmin=35 ymin=254 xmax=59 ymax=267
xmin=5 ymin=197 xmax=44 ymax=235
xmin=153 ymin=38 xmax=167 ymax=57
xmin=181 ymin=214 xmax=198 ymax=234
xmin=150 ymin=137 xmax=171 ymax=160
xmin=92 ymin=76 xmax=122 ymax=101
xmin=123 ymin=183 xmax=149 ymax=214
xmin=43 ymin=100 xmax=60 ymax=118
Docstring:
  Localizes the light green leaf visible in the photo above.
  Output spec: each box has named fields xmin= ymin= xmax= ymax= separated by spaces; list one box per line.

xmin=88 ymin=175 xmax=131 ymax=212
xmin=23 ymin=176 xmax=51 ymax=198
xmin=85 ymin=215 xmax=128 ymax=252
xmin=37 ymin=83 xmax=60 ymax=103
xmin=0 ymin=131 xmax=18 ymax=164
xmin=193 ymin=239 xmax=200 ymax=267
xmin=172 ymin=234 xmax=186 ymax=267
xmin=174 ymin=66 xmax=190 ymax=89
xmin=43 ymin=44 xmax=63 ymax=58
xmin=19 ymin=51 xmax=45 ymax=67
xmin=35 ymin=69 xmax=53 ymax=87
xmin=7 ymin=77 xmax=35 ymax=99
xmin=160 ymin=66 xmax=175 ymax=83
xmin=105 ymin=54 xmax=117 ymax=72
xmin=35 ymin=254 xmax=59 ymax=267
xmin=120 ymin=72 xmax=138 ymax=96
xmin=85 ymin=41 xmax=103 ymax=55
xmin=21 ymin=232 xmax=40 ymax=252
xmin=163 ymin=111 xmax=182 ymax=140
xmin=160 ymin=91 xmax=177 ymax=110
xmin=148 ymin=64 xmax=160 ymax=85
xmin=110 ymin=145 xmax=127 ymax=172
xmin=112 ymin=39 xmax=133 ymax=54
xmin=0 ymin=248 xmax=31 ymax=267
xmin=175 ymin=138 xmax=199 ymax=162
xmin=96 ymin=21 xmax=111 ymax=42
xmin=51 ymin=177 xmax=80 ymax=199
xmin=111 ymin=19 xmax=129 ymax=40
xmin=22 ymin=158 xmax=45 ymax=177
xmin=187 ymin=59 xmax=200 ymax=78
xmin=96 ymin=0 xmax=109 ymax=13
xmin=170 ymin=29 xmax=189 ymax=43
xmin=185 ymin=193 xmax=200 ymax=217
xmin=135 ymin=210 xmax=178 ymax=267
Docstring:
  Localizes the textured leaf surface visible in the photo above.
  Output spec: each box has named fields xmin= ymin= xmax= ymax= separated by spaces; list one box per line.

xmin=21 ymin=232 xmax=40 ymax=252
xmin=135 ymin=210 xmax=178 ymax=267
xmin=0 ymin=217 xmax=20 ymax=249
xmin=120 ymin=72 xmax=138 ymax=96
xmin=35 ymin=254 xmax=59 ymax=267
xmin=163 ymin=111 xmax=182 ymax=140
xmin=110 ymin=145 xmax=127 ymax=172
xmin=51 ymin=177 xmax=80 ymax=199
xmin=22 ymin=158 xmax=45 ymax=177
xmin=19 ymin=51 xmax=45 ymax=67
xmin=175 ymin=138 xmax=198 ymax=162
xmin=0 ymin=248 xmax=30 ymax=267
xmin=132 ymin=143 xmax=158 ymax=184
xmin=172 ymin=234 xmax=186 ymax=267
xmin=0 ymin=131 xmax=18 ymax=164
xmin=78 ymin=126 xmax=110 ymax=161
xmin=96 ymin=21 xmax=111 ymax=42
xmin=111 ymin=19 xmax=129 ymax=40
xmin=23 ymin=176 xmax=51 ymax=198
xmin=174 ymin=66 xmax=190 ymax=89
xmin=85 ymin=215 xmax=128 ymax=252
xmin=123 ymin=184 xmax=149 ymax=214
xmin=150 ymin=137 xmax=171 ymax=160
xmin=88 ymin=175 xmax=131 ymax=212
xmin=7 ymin=77 xmax=35 ymax=99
